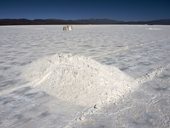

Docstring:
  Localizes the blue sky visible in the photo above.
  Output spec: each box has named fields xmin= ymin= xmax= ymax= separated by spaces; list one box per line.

xmin=0 ymin=0 xmax=170 ymax=21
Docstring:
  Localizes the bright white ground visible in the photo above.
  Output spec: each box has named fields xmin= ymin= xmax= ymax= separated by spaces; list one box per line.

xmin=0 ymin=25 xmax=170 ymax=128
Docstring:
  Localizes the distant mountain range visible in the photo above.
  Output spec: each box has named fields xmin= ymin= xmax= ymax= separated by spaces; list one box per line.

xmin=0 ymin=18 xmax=170 ymax=25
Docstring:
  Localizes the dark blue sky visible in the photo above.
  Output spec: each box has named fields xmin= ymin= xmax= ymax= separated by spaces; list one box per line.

xmin=0 ymin=0 xmax=170 ymax=21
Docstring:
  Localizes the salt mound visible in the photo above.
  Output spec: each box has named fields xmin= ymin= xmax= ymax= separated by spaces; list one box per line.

xmin=23 ymin=54 xmax=137 ymax=107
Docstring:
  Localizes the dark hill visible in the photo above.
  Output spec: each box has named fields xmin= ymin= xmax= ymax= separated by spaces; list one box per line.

xmin=0 ymin=19 xmax=170 ymax=25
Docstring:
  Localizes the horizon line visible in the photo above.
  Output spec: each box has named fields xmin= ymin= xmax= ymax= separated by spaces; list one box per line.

xmin=0 ymin=18 xmax=170 ymax=22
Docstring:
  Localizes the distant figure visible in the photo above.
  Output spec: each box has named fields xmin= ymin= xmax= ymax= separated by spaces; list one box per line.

xmin=63 ymin=25 xmax=72 ymax=31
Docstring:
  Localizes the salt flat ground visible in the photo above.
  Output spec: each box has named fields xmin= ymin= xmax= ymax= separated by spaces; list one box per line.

xmin=0 ymin=25 xmax=170 ymax=128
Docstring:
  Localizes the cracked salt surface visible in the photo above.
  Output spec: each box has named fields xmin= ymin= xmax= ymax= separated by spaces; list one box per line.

xmin=0 ymin=25 xmax=170 ymax=128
